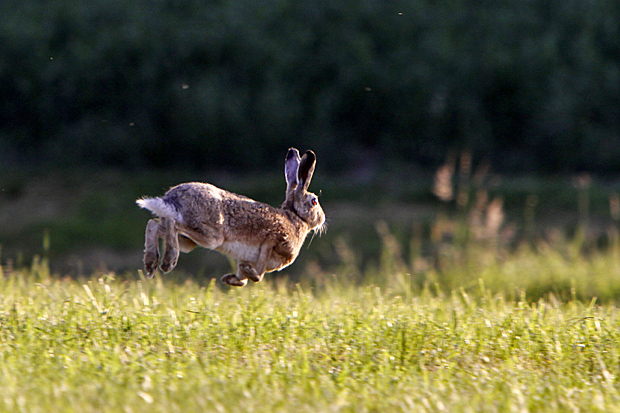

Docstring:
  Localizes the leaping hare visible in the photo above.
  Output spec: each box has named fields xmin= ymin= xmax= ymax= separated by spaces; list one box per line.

xmin=136 ymin=148 xmax=326 ymax=286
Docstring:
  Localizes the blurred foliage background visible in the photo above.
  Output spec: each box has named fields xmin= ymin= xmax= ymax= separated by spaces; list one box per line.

xmin=2 ymin=0 xmax=620 ymax=290
xmin=2 ymin=0 xmax=620 ymax=173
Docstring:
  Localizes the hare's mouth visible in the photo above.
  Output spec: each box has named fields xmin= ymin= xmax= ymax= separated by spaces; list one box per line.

xmin=313 ymin=217 xmax=327 ymax=236
xmin=307 ymin=220 xmax=326 ymax=248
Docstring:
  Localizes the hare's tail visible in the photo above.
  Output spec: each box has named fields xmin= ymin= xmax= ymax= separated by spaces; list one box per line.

xmin=136 ymin=197 xmax=182 ymax=221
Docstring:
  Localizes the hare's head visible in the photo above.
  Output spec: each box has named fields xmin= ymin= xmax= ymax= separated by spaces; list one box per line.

xmin=283 ymin=148 xmax=326 ymax=233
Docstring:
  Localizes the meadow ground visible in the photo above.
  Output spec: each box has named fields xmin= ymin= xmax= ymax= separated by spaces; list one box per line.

xmin=1 ymin=252 xmax=620 ymax=413
xmin=2 ymin=167 xmax=620 ymax=411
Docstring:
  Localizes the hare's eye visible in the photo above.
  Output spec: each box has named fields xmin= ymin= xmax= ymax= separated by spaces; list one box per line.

xmin=311 ymin=197 xmax=318 ymax=206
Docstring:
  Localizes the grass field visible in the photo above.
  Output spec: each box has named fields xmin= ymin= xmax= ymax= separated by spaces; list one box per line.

xmin=1 ymin=251 xmax=620 ymax=412
xmin=0 ymin=164 xmax=620 ymax=413
xmin=2 ymin=167 xmax=620 ymax=411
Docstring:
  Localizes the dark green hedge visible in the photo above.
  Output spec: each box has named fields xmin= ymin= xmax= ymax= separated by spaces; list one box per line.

xmin=2 ymin=0 xmax=619 ymax=172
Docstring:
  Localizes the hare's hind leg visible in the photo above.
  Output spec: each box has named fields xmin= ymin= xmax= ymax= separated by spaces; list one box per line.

xmin=143 ymin=219 xmax=161 ymax=278
xmin=160 ymin=217 xmax=180 ymax=273
xmin=178 ymin=235 xmax=197 ymax=253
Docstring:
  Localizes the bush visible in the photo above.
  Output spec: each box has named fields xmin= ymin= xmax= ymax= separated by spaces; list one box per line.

xmin=1 ymin=0 xmax=619 ymax=172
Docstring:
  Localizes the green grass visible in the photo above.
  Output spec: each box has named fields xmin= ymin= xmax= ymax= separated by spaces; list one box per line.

xmin=1 ymin=259 xmax=620 ymax=412
xmin=3 ymin=168 xmax=620 ymax=411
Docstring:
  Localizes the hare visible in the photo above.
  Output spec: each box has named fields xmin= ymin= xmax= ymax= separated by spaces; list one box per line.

xmin=136 ymin=148 xmax=326 ymax=286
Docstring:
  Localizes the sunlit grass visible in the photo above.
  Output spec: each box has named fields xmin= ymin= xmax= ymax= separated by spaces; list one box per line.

xmin=2 ymin=166 xmax=620 ymax=411
xmin=1 ymin=259 xmax=620 ymax=412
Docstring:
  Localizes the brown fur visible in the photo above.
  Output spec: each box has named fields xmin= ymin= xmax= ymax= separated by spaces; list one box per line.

xmin=137 ymin=148 xmax=325 ymax=286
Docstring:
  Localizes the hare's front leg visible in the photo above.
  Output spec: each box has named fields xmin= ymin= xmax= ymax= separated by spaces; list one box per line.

xmin=143 ymin=219 xmax=161 ymax=278
xmin=220 ymin=261 xmax=260 ymax=286
xmin=246 ymin=242 xmax=274 ymax=283
xmin=221 ymin=270 xmax=249 ymax=287
xmin=221 ymin=242 xmax=273 ymax=286
xmin=160 ymin=217 xmax=180 ymax=273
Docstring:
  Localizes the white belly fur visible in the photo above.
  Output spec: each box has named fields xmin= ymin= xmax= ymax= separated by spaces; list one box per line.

xmin=218 ymin=241 xmax=259 ymax=262
xmin=217 ymin=241 xmax=289 ymax=273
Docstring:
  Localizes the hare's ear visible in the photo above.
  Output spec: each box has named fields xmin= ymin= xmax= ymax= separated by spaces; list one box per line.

xmin=285 ymin=148 xmax=301 ymax=191
xmin=297 ymin=150 xmax=316 ymax=192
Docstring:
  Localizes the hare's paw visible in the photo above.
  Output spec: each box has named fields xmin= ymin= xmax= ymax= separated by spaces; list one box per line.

xmin=239 ymin=262 xmax=263 ymax=283
xmin=159 ymin=250 xmax=178 ymax=273
xmin=161 ymin=246 xmax=179 ymax=273
xmin=248 ymin=272 xmax=264 ymax=283
xmin=144 ymin=252 xmax=159 ymax=278
xmin=159 ymin=258 xmax=178 ymax=273
xmin=221 ymin=273 xmax=249 ymax=287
